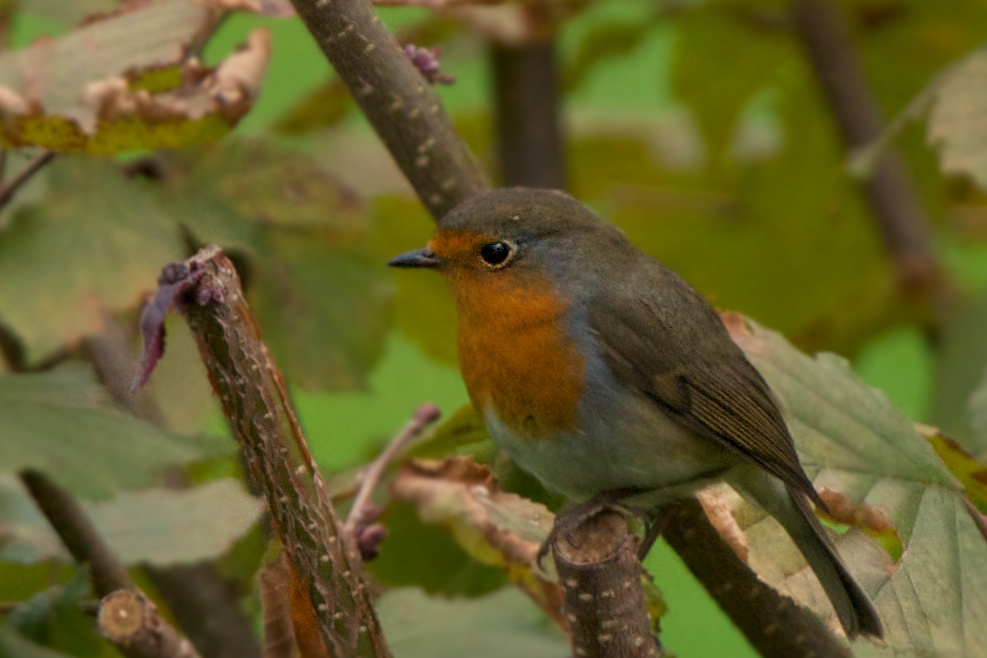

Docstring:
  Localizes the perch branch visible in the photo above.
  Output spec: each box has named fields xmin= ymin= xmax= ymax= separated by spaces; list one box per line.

xmin=165 ymin=247 xmax=389 ymax=657
xmin=792 ymin=0 xmax=944 ymax=301
xmin=19 ymin=470 xmax=201 ymax=658
xmin=660 ymin=498 xmax=851 ymax=658
xmin=554 ymin=512 xmax=659 ymax=658
xmin=286 ymin=0 xmax=489 ymax=219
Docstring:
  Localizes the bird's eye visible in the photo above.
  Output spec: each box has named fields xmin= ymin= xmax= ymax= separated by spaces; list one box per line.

xmin=479 ymin=241 xmax=515 ymax=268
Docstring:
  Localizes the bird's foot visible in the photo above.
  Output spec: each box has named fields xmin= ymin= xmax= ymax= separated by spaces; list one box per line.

xmin=536 ymin=488 xmax=646 ymax=571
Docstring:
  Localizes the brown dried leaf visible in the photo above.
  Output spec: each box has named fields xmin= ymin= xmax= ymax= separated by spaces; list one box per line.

xmin=0 ymin=1 xmax=271 ymax=153
xmin=391 ymin=457 xmax=565 ymax=626
xmin=392 ymin=457 xmax=553 ymax=569
xmin=697 ymin=487 xmax=749 ymax=564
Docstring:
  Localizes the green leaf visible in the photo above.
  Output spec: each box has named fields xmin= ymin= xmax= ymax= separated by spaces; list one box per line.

xmin=929 ymin=292 xmax=987 ymax=460
xmin=376 ymin=588 xmax=568 ymax=658
xmin=272 ymin=77 xmax=353 ymax=134
xmin=570 ymin=92 xmax=893 ymax=353
xmin=723 ymin=314 xmax=987 ymax=654
xmin=367 ymin=501 xmax=508 ymax=597
xmin=969 ymin=368 xmax=987 ymax=462
xmin=563 ymin=21 xmax=656 ymax=95
xmin=0 ymin=0 xmax=271 ymax=152
xmin=0 ymin=156 xmax=185 ymax=361
xmin=2 ymin=570 xmax=101 ymax=658
xmin=84 ymin=478 xmax=263 ymax=565
xmin=251 ymin=229 xmax=391 ymax=391
xmin=156 ymin=138 xmax=392 ymax=391
xmin=671 ymin=5 xmax=792 ymax=157
xmin=0 ymin=629 xmax=74 ymax=658
xmin=0 ymin=365 xmax=228 ymax=498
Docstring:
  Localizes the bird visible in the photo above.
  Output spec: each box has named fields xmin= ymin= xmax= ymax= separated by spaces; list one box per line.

xmin=389 ymin=187 xmax=883 ymax=639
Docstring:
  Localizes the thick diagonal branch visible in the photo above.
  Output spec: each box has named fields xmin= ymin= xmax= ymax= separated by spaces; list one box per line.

xmin=176 ymin=247 xmax=389 ymax=658
xmin=286 ymin=0 xmax=489 ymax=219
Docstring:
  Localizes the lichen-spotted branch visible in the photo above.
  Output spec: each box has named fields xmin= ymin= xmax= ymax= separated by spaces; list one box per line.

xmin=156 ymin=246 xmax=389 ymax=657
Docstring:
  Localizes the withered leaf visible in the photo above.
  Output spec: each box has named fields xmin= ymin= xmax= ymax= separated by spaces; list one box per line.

xmin=0 ymin=0 xmax=271 ymax=153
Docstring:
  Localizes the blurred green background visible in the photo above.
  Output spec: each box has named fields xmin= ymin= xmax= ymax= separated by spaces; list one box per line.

xmin=5 ymin=0 xmax=987 ymax=655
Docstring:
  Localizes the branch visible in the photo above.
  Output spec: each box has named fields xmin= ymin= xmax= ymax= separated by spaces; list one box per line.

xmin=791 ymin=0 xmax=944 ymax=301
xmin=660 ymin=498 xmax=851 ymax=658
xmin=98 ymin=590 xmax=200 ymax=658
xmin=491 ymin=32 xmax=567 ymax=188
xmin=19 ymin=470 xmax=202 ymax=658
xmin=0 ymin=151 xmax=55 ymax=213
xmin=164 ymin=247 xmax=389 ymax=657
xmin=286 ymin=0 xmax=489 ymax=219
xmin=554 ymin=512 xmax=659 ymax=658
xmin=86 ymin=320 xmax=262 ymax=658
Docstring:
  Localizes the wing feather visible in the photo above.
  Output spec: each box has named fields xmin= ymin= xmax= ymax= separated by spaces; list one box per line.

xmin=588 ymin=262 xmax=822 ymax=507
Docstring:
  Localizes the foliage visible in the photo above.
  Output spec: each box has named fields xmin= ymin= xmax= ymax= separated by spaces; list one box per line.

xmin=2 ymin=0 xmax=987 ymax=656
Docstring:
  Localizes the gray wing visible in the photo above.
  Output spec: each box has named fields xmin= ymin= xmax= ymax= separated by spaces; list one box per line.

xmin=588 ymin=262 xmax=822 ymax=507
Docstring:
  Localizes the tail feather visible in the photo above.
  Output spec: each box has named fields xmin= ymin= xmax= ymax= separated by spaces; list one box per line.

xmin=788 ymin=490 xmax=883 ymax=639
xmin=739 ymin=471 xmax=884 ymax=639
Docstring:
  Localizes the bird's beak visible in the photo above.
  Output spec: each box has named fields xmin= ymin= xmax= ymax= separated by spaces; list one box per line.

xmin=388 ymin=247 xmax=442 ymax=269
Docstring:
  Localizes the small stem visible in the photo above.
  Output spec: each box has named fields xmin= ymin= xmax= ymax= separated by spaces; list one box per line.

xmin=346 ymin=403 xmax=441 ymax=532
xmin=0 ymin=151 xmax=55 ymax=213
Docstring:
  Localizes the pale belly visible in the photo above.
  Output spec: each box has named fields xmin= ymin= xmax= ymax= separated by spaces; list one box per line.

xmin=483 ymin=379 xmax=733 ymax=506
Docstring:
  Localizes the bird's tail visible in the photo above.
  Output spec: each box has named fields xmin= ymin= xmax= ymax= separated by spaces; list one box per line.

xmin=741 ymin=474 xmax=884 ymax=639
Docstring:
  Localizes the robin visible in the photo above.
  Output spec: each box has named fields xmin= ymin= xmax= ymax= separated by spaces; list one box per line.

xmin=389 ymin=187 xmax=882 ymax=639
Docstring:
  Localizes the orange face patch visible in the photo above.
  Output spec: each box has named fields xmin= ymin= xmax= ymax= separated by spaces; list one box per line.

xmin=433 ymin=229 xmax=584 ymax=440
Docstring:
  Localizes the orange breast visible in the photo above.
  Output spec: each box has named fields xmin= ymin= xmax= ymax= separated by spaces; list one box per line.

xmin=455 ymin=274 xmax=585 ymax=440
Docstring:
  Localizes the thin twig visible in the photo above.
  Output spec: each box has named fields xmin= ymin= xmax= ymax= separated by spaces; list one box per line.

xmin=345 ymin=403 xmax=441 ymax=533
xmin=0 ymin=151 xmax=55 ymax=213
